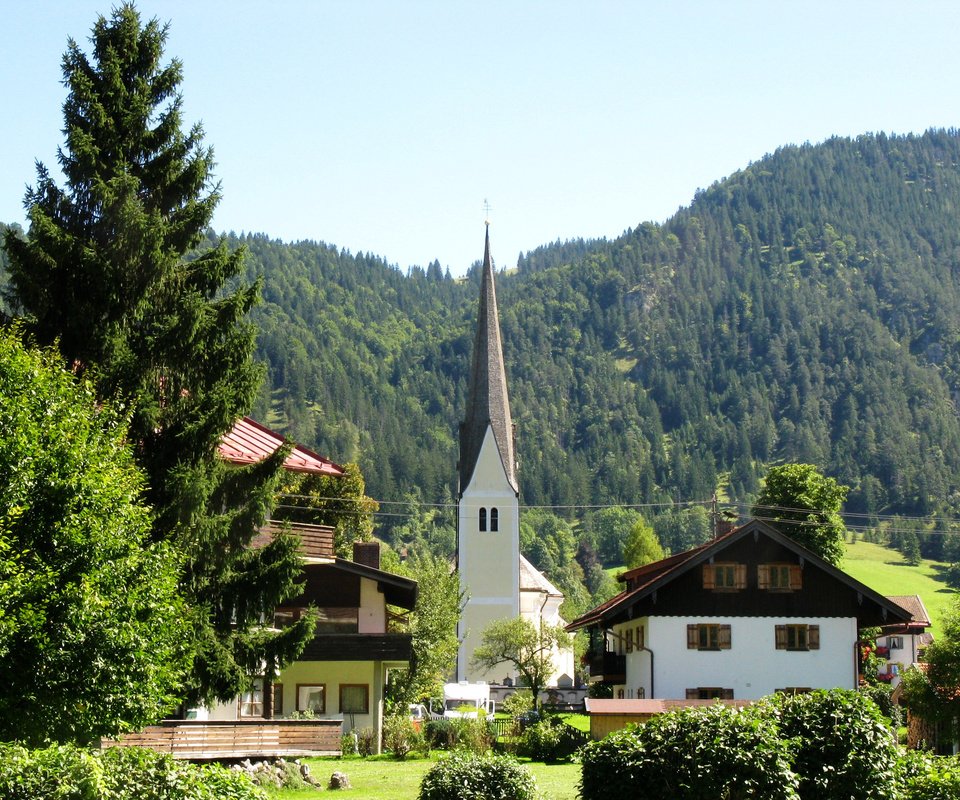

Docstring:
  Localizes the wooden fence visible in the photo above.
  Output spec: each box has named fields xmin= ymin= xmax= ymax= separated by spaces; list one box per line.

xmin=102 ymin=719 xmax=342 ymax=760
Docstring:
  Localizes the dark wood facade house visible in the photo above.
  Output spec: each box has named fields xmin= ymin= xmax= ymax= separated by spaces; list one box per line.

xmin=568 ymin=519 xmax=914 ymax=708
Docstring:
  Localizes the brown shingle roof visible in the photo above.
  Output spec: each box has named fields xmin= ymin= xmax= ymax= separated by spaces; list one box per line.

xmin=884 ymin=594 xmax=931 ymax=626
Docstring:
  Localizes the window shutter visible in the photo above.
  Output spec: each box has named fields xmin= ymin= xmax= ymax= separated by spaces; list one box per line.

xmin=775 ymin=625 xmax=787 ymax=650
xmin=636 ymin=625 xmax=644 ymax=650
xmin=789 ymin=565 xmax=803 ymax=590
xmin=686 ymin=688 xmax=698 ymax=700
xmin=687 ymin=624 xmax=699 ymax=649
xmin=702 ymin=565 xmax=715 ymax=590
xmin=807 ymin=625 xmax=820 ymax=650
xmin=757 ymin=564 xmax=770 ymax=589
xmin=719 ymin=625 xmax=732 ymax=649
xmin=735 ymin=564 xmax=747 ymax=588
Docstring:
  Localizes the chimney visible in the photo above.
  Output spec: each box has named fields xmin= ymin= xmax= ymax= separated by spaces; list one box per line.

xmin=353 ymin=540 xmax=381 ymax=570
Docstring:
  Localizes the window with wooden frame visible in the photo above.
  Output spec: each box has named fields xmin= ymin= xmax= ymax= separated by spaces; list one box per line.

xmin=240 ymin=678 xmax=263 ymax=718
xmin=339 ymin=684 xmax=369 ymax=714
xmin=758 ymin=563 xmax=802 ymax=591
xmin=296 ymin=683 xmax=326 ymax=713
xmin=702 ymin=563 xmax=746 ymax=591
xmin=272 ymin=684 xmax=284 ymax=717
xmin=686 ymin=687 xmax=734 ymax=700
xmin=687 ymin=623 xmax=732 ymax=650
xmin=775 ymin=624 xmax=820 ymax=651
xmin=887 ymin=636 xmax=904 ymax=650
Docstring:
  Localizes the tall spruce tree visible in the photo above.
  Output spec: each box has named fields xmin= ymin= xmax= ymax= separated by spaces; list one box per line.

xmin=3 ymin=4 xmax=313 ymax=706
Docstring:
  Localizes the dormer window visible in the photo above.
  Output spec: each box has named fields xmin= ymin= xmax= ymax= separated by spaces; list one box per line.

xmin=490 ymin=507 xmax=499 ymax=532
xmin=479 ymin=508 xmax=487 ymax=532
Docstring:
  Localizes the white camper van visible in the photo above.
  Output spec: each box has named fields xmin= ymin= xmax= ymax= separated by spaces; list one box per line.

xmin=430 ymin=682 xmax=495 ymax=719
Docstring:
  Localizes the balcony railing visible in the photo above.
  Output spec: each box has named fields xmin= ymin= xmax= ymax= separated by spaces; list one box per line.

xmin=587 ymin=650 xmax=626 ymax=684
xmin=300 ymin=632 xmax=413 ymax=662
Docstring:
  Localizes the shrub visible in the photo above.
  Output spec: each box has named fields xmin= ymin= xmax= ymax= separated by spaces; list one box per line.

xmin=424 ymin=718 xmax=458 ymax=749
xmin=580 ymin=705 xmax=798 ymax=800
xmin=418 ymin=751 xmax=538 ymax=800
xmin=453 ymin=718 xmax=495 ymax=754
xmin=0 ymin=743 xmax=267 ymax=800
xmin=500 ymin=690 xmax=534 ymax=718
xmin=759 ymin=689 xmax=898 ymax=800
xmin=385 ymin=712 xmax=424 ymax=760
xmin=897 ymin=750 xmax=960 ymax=799
xmin=355 ymin=727 xmax=377 ymax=757
xmin=519 ymin=718 xmax=588 ymax=762
xmin=859 ymin=683 xmax=903 ymax=729
xmin=423 ymin=718 xmax=494 ymax=753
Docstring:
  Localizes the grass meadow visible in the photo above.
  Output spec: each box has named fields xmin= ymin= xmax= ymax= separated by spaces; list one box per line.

xmin=842 ymin=538 xmax=956 ymax=638
xmin=267 ymin=755 xmax=580 ymax=800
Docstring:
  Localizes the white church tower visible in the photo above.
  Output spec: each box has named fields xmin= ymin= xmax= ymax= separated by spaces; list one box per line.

xmin=456 ymin=224 xmax=521 ymax=681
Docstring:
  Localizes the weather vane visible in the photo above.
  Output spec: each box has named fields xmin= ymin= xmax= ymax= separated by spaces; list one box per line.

xmin=483 ymin=198 xmax=492 ymax=227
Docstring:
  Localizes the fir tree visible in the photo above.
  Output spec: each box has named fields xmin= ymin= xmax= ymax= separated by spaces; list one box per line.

xmin=3 ymin=4 xmax=313 ymax=706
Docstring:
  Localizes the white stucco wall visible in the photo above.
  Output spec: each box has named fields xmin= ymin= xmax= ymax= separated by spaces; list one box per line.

xmin=458 ymin=426 xmax=520 ymax=681
xmin=613 ymin=615 xmax=858 ymax=700
xmin=358 ymin=577 xmax=386 ymax=633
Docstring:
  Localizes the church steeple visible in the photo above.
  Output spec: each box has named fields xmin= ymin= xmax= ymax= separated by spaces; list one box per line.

xmin=459 ymin=225 xmax=518 ymax=495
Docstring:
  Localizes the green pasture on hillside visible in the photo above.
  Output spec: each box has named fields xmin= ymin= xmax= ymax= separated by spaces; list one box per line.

xmin=842 ymin=539 xmax=956 ymax=638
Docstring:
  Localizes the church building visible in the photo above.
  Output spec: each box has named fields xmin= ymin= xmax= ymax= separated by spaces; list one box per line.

xmin=456 ymin=225 xmax=574 ymax=689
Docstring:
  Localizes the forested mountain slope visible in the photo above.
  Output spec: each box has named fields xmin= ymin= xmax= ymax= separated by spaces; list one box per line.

xmin=9 ymin=130 xmax=960 ymax=525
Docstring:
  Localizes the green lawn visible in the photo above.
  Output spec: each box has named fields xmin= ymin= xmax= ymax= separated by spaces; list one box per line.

xmin=843 ymin=538 xmax=956 ymax=638
xmin=267 ymin=755 xmax=580 ymax=800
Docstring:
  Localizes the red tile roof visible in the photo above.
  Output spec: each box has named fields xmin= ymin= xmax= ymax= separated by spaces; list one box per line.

xmin=218 ymin=416 xmax=344 ymax=476
xmin=584 ymin=698 xmax=752 ymax=715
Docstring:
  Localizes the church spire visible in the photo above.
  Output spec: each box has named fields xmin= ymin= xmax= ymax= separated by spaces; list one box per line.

xmin=459 ymin=225 xmax=518 ymax=495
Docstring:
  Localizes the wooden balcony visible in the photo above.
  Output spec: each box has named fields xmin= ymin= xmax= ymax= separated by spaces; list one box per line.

xmin=299 ymin=632 xmax=413 ymax=662
xmin=588 ymin=650 xmax=626 ymax=684
xmin=102 ymin=718 xmax=342 ymax=760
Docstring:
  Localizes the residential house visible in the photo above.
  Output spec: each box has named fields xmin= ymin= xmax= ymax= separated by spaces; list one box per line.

xmin=567 ymin=518 xmax=913 ymax=704
xmin=872 ymin=594 xmax=931 ymax=688
xmin=209 ymin=416 xmax=418 ymax=753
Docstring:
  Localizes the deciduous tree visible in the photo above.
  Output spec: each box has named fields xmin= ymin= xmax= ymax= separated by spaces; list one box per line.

xmin=471 ymin=617 xmax=570 ymax=711
xmin=0 ymin=328 xmax=189 ymax=744
xmin=753 ymin=463 xmax=848 ymax=565
xmin=622 ymin=518 xmax=665 ymax=569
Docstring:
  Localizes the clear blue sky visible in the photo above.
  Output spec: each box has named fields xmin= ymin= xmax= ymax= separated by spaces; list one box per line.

xmin=3 ymin=1 xmax=959 ymax=276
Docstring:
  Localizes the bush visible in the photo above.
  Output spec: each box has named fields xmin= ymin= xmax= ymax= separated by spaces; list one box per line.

xmin=385 ymin=712 xmax=424 ymax=760
xmin=418 ymin=751 xmax=538 ymax=800
xmin=423 ymin=718 xmax=494 ymax=753
xmin=519 ymin=718 xmax=588 ymax=762
xmin=0 ymin=743 xmax=267 ymax=800
xmin=759 ymin=689 xmax=898 ymax=800
xmin=354 ymin=727 xmax=378 ymax=757
xmin=500 ymin=690 xmax=534 ymax=718
xmin=897 ymin=750 xmax=960 ymax=799
xmin=580 ymin=705 xmax=798 ymax=800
